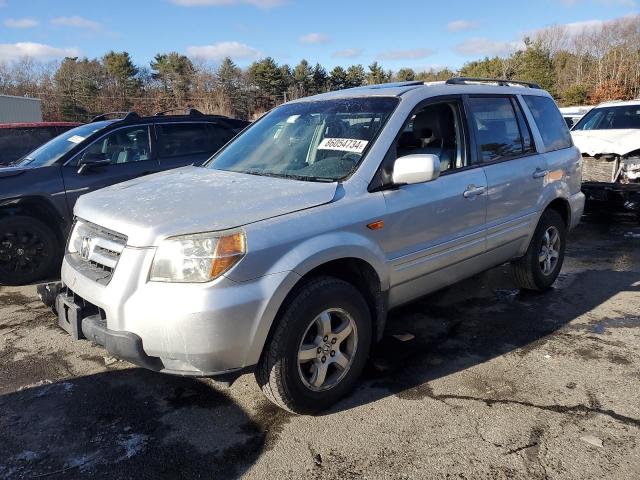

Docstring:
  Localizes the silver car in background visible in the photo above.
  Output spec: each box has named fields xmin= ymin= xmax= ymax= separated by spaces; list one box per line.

xmin=54 ymin=78 xmax=585 ymax=414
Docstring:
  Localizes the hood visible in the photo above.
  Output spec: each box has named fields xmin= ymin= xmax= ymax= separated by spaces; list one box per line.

xmin=75 ymin=166 xmax=338 ymax=247
xmin=571 ymin=129 xmax=640 ymax=156
xmin=0 ymin=165 xmax=32 ymax=178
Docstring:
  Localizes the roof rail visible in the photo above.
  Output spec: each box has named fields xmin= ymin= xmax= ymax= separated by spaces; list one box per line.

xmin=91 ymin=111 xmax=140 ymax=123
xmin=154 ymin=108 xmax=206 ymax=117
xmin=446 ymin=77 xmax=541 ymax=89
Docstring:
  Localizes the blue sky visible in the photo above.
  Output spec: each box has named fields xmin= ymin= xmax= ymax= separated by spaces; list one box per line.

xmin=0 ymin=0 xmax=637 ymax=71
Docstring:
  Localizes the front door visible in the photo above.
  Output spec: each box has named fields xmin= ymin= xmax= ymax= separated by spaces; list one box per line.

xmin=378 ymin=99 xmax=488 ymax=307
xmin=61 ymin=125 xmax=161 ymax=212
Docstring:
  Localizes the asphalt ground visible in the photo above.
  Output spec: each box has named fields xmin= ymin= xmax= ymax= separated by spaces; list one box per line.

xmin=1 ymin=216 xmax=639 ymax=479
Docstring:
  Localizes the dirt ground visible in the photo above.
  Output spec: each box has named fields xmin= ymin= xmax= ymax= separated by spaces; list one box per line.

xmin=1 ymin=216 xmax=639 ymax=479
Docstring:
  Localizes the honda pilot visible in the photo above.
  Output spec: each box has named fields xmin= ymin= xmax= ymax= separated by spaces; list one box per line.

xmin=53 ymin=79 xmax=584 ymax=414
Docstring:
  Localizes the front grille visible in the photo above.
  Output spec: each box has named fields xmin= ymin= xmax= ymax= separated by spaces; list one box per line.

xmin=69 ymin=220 xmax=127 ymax=285
xmin=582 ymin=156 xmax=618 ymax=183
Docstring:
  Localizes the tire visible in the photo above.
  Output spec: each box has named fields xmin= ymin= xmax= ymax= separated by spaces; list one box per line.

xmin=256 ymin=276 xmax=372 ymax=414
xmin=511 ymin=209 xmax=566 ymax=291
xmin=0 ymin=216 xmax=61 ymax=286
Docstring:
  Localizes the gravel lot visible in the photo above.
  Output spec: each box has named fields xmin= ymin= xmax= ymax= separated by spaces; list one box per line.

xmin=1 ymin=217 xmax=639 ymax=479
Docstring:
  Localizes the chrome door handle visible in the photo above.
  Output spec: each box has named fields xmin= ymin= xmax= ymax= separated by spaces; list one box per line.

xmin=463 ymin=185 xmax=487 ymax=198
xmin=533 ymin=168 xmax=549 ymax=179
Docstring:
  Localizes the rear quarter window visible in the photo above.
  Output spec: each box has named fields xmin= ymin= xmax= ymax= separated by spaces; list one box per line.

xmin=156 ymin=122 xmax=234 ymax=157
xmin=523 ymin=95 xmax=572 ymax=151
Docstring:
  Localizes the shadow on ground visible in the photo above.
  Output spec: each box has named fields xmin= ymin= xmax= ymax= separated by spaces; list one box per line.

xmin=1 ymin=217 xmax=639 ymax=478
xmin=0 ymin=369 xmax=289 ymax=479
xmin=333 ymin=217 xmax=640 ymax=414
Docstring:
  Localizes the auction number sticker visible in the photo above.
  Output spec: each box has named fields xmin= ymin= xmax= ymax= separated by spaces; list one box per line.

xmin=318 ymin=138 xmax=368 ymax=154
xmin=67 ymin=135 xmax=85 ymax=144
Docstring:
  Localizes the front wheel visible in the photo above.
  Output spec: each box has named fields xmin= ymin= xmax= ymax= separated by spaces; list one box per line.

xmin=256 ymin=276 xmax=372 ymax=414
xmin=511 ymin=209 xmax=566 ymax=291
xmin=0 ymin=216 xmax=61 ymax=286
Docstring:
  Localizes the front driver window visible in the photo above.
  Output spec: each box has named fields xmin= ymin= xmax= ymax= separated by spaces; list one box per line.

xmin=396 ymin=102 xmax=466 ymax=173
xmin=82 ymin=126 xmax=151 ymax=165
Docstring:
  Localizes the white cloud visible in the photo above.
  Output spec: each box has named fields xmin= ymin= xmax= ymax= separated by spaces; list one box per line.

xmin=172 ymin=0 xmax=286 ymax=8
xmin=50 ymin=16 xmax=101 ymax=30
xmin=447 ymin=20 xmax=480 ymax=32
xmin=299 ymin=32 xmax=330 ymax=44
xmin=186 ymin=41 xmax=260 ymax=60
xmin=4 ymin=17 xmax=38 ymax=28
xmin=377 ymin=48 xmax=435 ymax=61
xmin=0 ymin=42 xmax=80 ymax=61
xmin=332 ymin=48 xmax=363 ymax=58
xmin=453 ymin=37 xmax=524 ymax=56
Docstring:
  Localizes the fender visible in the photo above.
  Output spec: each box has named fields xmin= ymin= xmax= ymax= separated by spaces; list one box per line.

xmin=266 ymin=231 xmax=389 ymax=291
xmin=240 ymin=231 xmax=390 ymax=367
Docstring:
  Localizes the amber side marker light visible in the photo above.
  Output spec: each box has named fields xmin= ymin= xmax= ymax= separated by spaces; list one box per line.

xmin=367 ymin=220 xmax=385 ymax=230
xmin=210 ymin=232 xmax=246 ymax=279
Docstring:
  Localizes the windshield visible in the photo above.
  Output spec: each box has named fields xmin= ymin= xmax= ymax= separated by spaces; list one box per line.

xmin=572 ymin=105 xmax=640 ymax=131
xmin=208 ymin=97 xmax=398 ymax=181
xmin=16 ymin=121 xmax=112 ymax=167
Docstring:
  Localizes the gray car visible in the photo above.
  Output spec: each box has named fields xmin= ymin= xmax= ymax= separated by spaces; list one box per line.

xmin=54 ymin=78 xmax=585 ymax=414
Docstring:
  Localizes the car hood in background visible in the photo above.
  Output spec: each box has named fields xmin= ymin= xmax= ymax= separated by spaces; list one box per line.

xmin=571 ymin=129 xmax=640 ymax=156
xmin=0 ymin=165 xmax=33 ymax=178
xmin=75 ymin=166 xmax=338 ymax=247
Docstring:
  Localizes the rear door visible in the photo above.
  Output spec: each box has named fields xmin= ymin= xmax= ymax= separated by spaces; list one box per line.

xmin=154 ymin=121 xmax=235 ymax=169
xmin=465 ymin=95 xmax=547 ymax=260
xmin=61 ymin=124 xmax=161 ymax=210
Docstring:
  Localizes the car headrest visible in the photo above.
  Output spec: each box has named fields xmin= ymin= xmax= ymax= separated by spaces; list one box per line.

xmin=413 ymin=104 xmax=454 ymax=140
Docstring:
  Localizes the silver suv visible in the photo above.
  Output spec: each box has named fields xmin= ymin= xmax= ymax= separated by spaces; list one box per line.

xmin=54 ymin=78 xmax=585 ymax=414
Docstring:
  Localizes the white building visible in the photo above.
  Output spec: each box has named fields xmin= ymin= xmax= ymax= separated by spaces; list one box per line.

xmin=0 ymin=95 xmax=43 ymax=123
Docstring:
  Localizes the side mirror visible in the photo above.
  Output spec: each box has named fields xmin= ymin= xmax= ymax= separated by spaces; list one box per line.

xmin=392 ymin=154 xmax=441 ymax=186
xmin=77 ymin=152 xmax=110 ymax=174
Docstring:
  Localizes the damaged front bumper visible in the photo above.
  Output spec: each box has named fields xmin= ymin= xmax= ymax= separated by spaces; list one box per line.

xmin=582 ymin=181 xmax=640 ymax=212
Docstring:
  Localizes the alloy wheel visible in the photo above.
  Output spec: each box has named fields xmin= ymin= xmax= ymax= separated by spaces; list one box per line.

xmin=297 ymin=308 xmax=358 ymax=392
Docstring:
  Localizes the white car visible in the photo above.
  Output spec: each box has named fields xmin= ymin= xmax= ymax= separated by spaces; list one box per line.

xmin=571 ymin=100 xmax=640 ymax=211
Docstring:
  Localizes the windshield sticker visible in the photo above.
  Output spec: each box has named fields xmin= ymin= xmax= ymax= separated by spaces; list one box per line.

xmin=318 ymin=138 xmax=368 ymax=154
xmin=67 ymin=135 xmax=85 ymax=144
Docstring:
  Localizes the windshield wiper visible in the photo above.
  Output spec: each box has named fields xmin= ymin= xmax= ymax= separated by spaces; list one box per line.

xmin=243 ymin=170 xmax=335 ymax=183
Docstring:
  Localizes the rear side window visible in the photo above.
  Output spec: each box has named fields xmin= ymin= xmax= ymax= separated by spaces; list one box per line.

xmin=467 ymin=97 xmax=533 ymax=163
xmin=156 ymin=123 xmax=232 ymax=157
xmin=523 ymin=95 xmax=572 ymax=151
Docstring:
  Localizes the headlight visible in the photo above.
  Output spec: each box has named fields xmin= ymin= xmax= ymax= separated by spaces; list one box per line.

xmin=149 ymin=231 xmax=246 ymax=283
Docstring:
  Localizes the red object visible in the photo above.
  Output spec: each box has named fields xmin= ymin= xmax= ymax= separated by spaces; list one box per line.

xmin=0 ymin=122 xmax=81 ymax=129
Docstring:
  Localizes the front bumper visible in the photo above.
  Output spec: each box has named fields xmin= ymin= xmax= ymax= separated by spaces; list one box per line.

xmin=56 ymin=290 xmax=162 ymax=372
xmin=582 ymin=182 xmax=640 ymax=212
xmin=59 ymin=247 xmax=298 ymax=378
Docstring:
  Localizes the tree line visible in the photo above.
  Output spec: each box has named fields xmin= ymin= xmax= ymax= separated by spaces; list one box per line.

xmin=1 ymin=14 xmax=638 ymax=122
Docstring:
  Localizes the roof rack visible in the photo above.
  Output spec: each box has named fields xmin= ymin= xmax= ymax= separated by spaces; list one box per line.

xmin=91 ymin=111 xmax=140 ymax=123
xmin=446 ymin=77 xmax=541 ymax=89
xmin=154 ymin=108 xmax=206 ymax=117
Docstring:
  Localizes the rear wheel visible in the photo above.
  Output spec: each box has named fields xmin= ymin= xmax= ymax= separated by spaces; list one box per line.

xmin=511 ymin=209 xmax=566 ymax=291
xmin=256 ymin=276 xmax=372 ymax=414
xmin=0 ymin=216 xmax=61 ymax=286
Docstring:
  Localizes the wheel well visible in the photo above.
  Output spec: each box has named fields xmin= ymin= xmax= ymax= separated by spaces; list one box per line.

xmin=285 ymin=258 xmax=387 ymax=342
xmin=0 ymin=199 xmax=66 ymax=244
xmin=545 ymin=198 xmax=571 ymax=227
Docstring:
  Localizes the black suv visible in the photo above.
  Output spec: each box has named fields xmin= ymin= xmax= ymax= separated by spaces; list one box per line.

xmin=0 ymin=109 xmax=249 ymax=285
